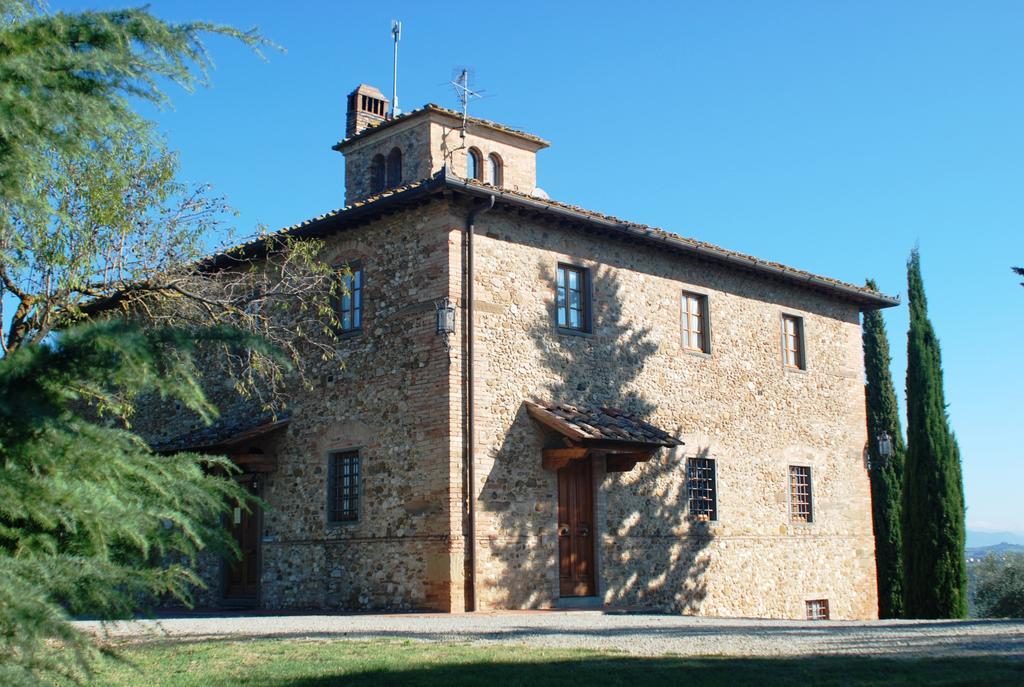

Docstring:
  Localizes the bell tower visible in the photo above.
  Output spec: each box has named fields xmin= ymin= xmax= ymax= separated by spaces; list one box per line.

xmin=335 ymin=84 xmax=549 ymax=206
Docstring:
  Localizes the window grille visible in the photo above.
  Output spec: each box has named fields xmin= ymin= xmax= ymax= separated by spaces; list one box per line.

xmin=790 ymin=465 xmax=813 ymax=523
xmin=686 ymin=457 xmax=717 ymax=521
xmin=806 ymin=599 xmax=829 ymax=620
xmin=329 ymin=450 xmax=361 ymax=523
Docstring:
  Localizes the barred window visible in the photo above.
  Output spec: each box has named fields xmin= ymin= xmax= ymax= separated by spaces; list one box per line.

xmin=789 ymin=465 xmax=813 ymax=523
xmin=681 ymin=292 xmax=710 ymax=353
xmin=328 ymin=450 xmax=361 ymax=523
xmin=806 ymin=599 xmax=829 ymax=620
xmin=336 ymin=265 xmax=363 ymax=333
xmin=686 ymin=457 xmax=717 ymax=521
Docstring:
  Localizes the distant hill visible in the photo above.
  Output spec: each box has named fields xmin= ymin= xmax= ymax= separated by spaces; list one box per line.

xmin=966 ymin=530 xmax=1024 ymax=548
xmin=966 ymin=542 xmax=1024 ymax=562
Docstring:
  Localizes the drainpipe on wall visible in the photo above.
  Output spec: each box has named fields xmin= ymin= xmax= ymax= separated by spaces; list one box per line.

xmin=464 ymin=194 xmax=494 ymax=613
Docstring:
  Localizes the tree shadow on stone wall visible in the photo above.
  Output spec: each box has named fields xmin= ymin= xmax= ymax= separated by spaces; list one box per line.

xmin=478 ymin=264 xmax=713 ymax=613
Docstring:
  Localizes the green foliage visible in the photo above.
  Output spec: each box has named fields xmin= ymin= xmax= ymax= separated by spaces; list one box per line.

xmin=0 ymin=123 xmax=230 ymax=352
xmin=0 ymin=3 xmax=337 ymax=401
xmin=901 ymin=249 xmax=967 ymax=619
xmin=0 ymin=320 xmax=266 ymax=685
xmin=0 ymin=0 xmax=272 ymax=353
xmin=862 ymin=278 xmax=905 ymax=618
xmin=0 ymin=5 xmax=298 ymax=684
xmin=0 ymin=1 xmax=270 ymax=216
xmin=972 ymin=553 xmax=1024 ymax=618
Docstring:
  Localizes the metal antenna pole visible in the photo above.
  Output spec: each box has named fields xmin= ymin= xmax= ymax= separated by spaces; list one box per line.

xmin=450 ymin=68 xmax=482 ymax=139
xmin=391 ymin=20 xmax=402 ymax=117
xmin=459 ymin=69 xmax=469 ymax=134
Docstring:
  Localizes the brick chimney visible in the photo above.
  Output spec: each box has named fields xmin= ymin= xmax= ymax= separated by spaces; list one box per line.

xmin=345 ymin=84 xmax=389 ymax=137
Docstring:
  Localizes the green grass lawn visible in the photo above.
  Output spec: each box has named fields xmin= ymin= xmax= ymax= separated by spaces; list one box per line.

xmin=88 ymin=639 xmax=1024 ymax=686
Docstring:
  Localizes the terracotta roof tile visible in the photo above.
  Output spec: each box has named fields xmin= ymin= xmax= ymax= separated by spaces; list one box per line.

xmin=333 ymin=103 xmax=550 ymax=150
xmin=525 ymin=401 xmax=682 ymax=447
xmin=153 ymin=413 xmax=290 ymax=452
xmin=449 ymin=176 xmax=895 ymax=305
xmin=197 ymin=170 xmax=897 ymax=309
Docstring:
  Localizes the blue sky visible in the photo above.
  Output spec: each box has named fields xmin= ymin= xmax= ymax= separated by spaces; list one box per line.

xmin=54 ymin=1 xmax=1024 ymax=532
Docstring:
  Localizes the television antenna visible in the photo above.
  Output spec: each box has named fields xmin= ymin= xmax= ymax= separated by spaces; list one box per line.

xmin=450 ymin=68 xmax=483 ymax=138
xmin=390 ymin=20 xmax=402 ymax=117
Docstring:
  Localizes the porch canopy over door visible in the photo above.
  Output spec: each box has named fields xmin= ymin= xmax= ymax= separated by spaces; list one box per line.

xmin=525 ymin=401 xmax=682 ymax=472
xmin=153 ymin=413 xmax=290 ymax=473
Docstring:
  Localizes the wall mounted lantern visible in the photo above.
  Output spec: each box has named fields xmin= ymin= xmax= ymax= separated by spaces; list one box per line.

xmin=435 ymin=297 xmax=456 ymax=363
xmin=436 ymin=297 xmax=456 ymax=335
xmin=875 ymin=431 xmax=893 ymax=468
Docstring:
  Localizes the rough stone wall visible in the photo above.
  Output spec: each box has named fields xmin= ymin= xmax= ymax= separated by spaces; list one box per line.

xmin=133 ymin=192 xmax=876 ymax=619
xmin=253 ymin=202 xmax=463 ymax=611
xmin=342 ymin=120 xmax=433 ymax=204
xmin=342 ymin=113 xmax=543 ymax=205
xmin=466 ymin=206 xmax=878 ymax=620
xmin=428 ymin=120 xmax=540 ymax=193
xmin=136 ymin=201 xmax=466 ymax=612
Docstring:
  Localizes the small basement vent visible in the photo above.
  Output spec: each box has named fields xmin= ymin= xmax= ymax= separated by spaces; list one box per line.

xmin=806 ymin=599 xmax=830 ymax=620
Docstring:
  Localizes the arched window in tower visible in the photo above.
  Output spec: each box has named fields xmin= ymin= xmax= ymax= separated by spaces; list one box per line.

xmin=369 ymin=154 xmax=385 ymax=194
xmin=467 ymin=147 xmax=483 ymax=181
xmin=488 ymin=153 xmax=503 ymax=186
xmin=386 ymin=148 xmax=403 ymax=188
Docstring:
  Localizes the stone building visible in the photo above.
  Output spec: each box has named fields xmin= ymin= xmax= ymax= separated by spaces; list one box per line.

xmin=151 ymin=83 xmax=898 ymax=619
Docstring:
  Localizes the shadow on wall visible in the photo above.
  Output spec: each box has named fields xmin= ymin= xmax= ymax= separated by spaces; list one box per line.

xmin=478 ymin=264 xmax=713 ymax=612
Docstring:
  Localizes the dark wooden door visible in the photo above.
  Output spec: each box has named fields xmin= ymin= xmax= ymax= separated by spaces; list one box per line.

xmin=225 ymin=478 xmax=259 ymax=599
xmin=558 ymin=458 xmax=596 ymax=597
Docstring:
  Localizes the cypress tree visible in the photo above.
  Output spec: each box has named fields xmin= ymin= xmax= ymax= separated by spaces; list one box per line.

xmin=863 ymin=279 xmax=905 ymax=618
xmin=902 ymin=249 xmax=967 ymax=618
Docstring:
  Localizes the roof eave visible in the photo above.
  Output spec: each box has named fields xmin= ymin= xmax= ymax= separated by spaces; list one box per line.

xmin=198 ymin=175 xmax=449 ymax=272
xmin=90 ymin=169 xmax=898 ymax=314
xmin=440 ymin=171 xmax=899 ymax=311
xmin=332 ymin=104 xmax=551 ymax=151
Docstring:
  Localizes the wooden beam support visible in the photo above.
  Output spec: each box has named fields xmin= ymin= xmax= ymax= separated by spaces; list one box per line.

xmin=228 ymin=452 xmax=277 ymax=473
xmin=581 ymin=439 xmax=666 ymax=454
xmin=542 ymin=446 xmax=589 ymax=471
xmin=605 ymin=452 xmax=655 ymax=473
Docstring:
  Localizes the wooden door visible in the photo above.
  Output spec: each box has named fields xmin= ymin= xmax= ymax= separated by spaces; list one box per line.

xmin=225 ymin=478 xmax=259 ymax=599
xmin=557 ymin=458 xmax=596 ymax=597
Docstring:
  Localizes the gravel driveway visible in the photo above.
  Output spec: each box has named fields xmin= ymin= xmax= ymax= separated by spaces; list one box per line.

xmin=75 ymin=611 xmax=1024 ymax=659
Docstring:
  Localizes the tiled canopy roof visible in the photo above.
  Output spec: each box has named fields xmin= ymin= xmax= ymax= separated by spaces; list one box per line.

xmin=153 ymin=413 xmax=290 ymax=453
xmin=191 ymin=170 xmax=898 ymax=310
xmin=525 ymin=401 xmax=682 ymax=448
